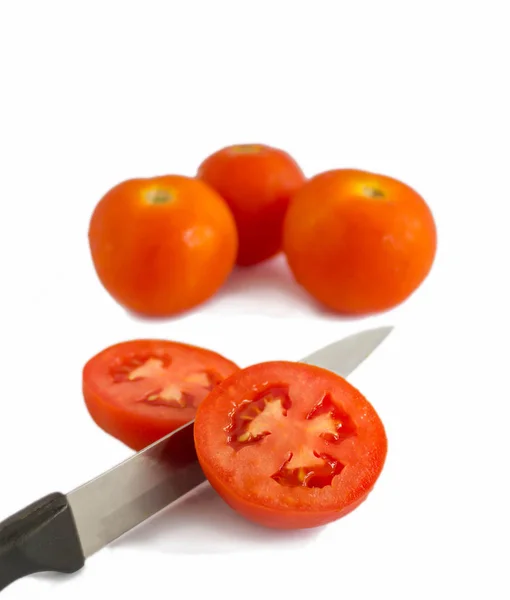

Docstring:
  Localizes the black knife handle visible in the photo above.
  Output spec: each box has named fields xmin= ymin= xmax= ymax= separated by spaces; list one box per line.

xmin=0 ymin=492 xmax=85 ymax=592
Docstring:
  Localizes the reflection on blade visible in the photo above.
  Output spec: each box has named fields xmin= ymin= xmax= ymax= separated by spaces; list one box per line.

xmin=67 ymin=421 xmax=204 ymax=558
xmin=299 ymin=326 xmax=393 ymax=378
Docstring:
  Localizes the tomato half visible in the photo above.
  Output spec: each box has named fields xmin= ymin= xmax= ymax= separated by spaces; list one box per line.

xmin=83 ymin=339 xmax=239 ymax=451
xmin=194 ymin=361 xmax=387 ymax=529
xmin=197 ymin=144 xmax=306 ymax=266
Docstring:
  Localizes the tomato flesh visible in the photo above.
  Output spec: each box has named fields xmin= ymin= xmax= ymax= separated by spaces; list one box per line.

xmin=83 ymin=339 xmax=239 ymax=450
xmin=194 ymin=361 xmax=387 ymax=529
xmin=109 ymin=353 xmax=221 ymax=409
xmin=227 ymin=386 xmax=356 ymax=489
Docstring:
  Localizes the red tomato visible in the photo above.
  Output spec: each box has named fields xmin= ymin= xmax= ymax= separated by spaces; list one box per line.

xmin=88 ymin=175 xmax=238 ymax=317
xmin=283 ymin=169 xmax=437 ymax=315
xmin=197 ymin=144 xmax=306 ymax=266
xmin=83 ymin=339 xmax=239 ymax=451
xmin=194 ymin=361 xmax=387 ymax=529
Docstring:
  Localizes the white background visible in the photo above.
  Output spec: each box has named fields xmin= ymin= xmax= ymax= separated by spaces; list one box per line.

xmin=1 ymin=1 xmax=509 ymax=598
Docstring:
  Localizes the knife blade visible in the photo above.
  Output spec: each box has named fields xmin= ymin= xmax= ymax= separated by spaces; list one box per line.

xmin=0 ymin=325 xmax=392 ymax=591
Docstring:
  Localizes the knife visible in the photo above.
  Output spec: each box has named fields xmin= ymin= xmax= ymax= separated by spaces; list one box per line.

xmin=0 ymin=326 xmax=392 ymax=591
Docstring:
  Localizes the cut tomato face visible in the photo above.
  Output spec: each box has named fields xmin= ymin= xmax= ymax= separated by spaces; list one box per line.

xmin=83 ymin=339 xmax=239 ymax=450
xmin=194 ymin=361 xmax=387 ymax=529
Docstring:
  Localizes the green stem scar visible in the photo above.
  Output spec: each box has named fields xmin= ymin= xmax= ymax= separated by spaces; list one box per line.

xmin=146 ymin=188 xmax=175 ymax=204
xmin=229 ymin=144 xmax=263 ymax=154
xmin=362 ymin=185 xmax=385 ymax=198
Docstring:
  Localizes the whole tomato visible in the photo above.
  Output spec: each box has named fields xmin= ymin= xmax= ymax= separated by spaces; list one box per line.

xmin=282 ymin=169 xmax=437 ymax=315
xmin=197 ymin=143 xmax=306 ymax=266
xmin=88 ymin=175 xmax=238 ymax=316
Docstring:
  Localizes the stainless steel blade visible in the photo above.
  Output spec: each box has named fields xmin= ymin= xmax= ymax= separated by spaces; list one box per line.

xmin=68 ymin=420 xmax=204 ymax=558
xmin=68 ymin=325 xmax=392 ymax=558
xmin=299 ymin=326 xmax=393 ymax=377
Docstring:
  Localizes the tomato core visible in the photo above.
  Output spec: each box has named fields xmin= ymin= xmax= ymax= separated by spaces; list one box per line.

xmin=226 ymin=385 xmax=357 ymax=489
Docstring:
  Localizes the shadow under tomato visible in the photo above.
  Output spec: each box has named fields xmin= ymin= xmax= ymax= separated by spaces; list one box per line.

xmin=121 ymin=254 xmax=328 ymax=320
xmin=110 ymin=481 xmax=323 ymax=555
xmin=121 ymin=253 xmax=378 ymax=321
xmin=208 ymin=254 xmax=339 ymax=318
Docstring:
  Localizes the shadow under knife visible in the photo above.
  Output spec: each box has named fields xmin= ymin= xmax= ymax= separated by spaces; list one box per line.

xmin=109 ymin=482 xmax=322 ymax=555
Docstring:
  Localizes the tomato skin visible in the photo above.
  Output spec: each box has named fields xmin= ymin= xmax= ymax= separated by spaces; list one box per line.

xmin=282 ymin=169 xmax=437 ymax=315
xmin=197 ymin=144 xmax=306 ymax=266
xmin=194 ymin=361 xmax=387 ymax=530
xmin=83 ymin=339 xmax=239 ymax=451
xmin=198 ymin=452 xmax=369 ymax=530
xmin=88 ymin=175 xmax=238 ymax=317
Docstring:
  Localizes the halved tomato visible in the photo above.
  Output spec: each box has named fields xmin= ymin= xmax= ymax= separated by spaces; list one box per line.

xmin=194 ymin=361 xmax=387 ymax=529
xmin=83 ymin=339 xmax=239 ymax=450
